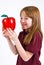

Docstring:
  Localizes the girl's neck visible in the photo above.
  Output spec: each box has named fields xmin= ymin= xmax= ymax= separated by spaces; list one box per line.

xmin=23 ymin=28 xmax=31 ymax=33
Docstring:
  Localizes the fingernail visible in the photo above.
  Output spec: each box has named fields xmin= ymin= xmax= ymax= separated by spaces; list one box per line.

xmin=6 ymin=28 xmax=8 ymax=29
xmin=9 ymin=28 xmax=10 ymax=29
xmin=7 ymin=28 xmax=8 ymax=30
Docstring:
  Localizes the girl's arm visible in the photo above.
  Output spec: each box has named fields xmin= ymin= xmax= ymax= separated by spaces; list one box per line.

xmin=6 ymin=28 xmax=33 ymax=62
xmin=6 ymin=37 xmax=18 ymax=55
xmin=15 ymin=38 xmax=33 ymax=62
xmin=2 ymin=28 xmax=18 ymax=55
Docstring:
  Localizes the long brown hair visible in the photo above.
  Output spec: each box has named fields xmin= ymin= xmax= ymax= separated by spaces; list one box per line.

xmin=20 ymin=6 xmax=43 ymax=45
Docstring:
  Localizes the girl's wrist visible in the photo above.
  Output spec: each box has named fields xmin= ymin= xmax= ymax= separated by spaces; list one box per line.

xmin=14 ymin=38 xmax=19 ymax=45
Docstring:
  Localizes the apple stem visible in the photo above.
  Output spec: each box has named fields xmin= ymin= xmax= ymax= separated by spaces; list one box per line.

xmin=1 ymin=14 xmax=8 ymax=17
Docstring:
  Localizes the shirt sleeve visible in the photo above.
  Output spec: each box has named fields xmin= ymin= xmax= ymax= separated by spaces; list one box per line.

xmin=25 ymin=32 xmax=42 ymax=54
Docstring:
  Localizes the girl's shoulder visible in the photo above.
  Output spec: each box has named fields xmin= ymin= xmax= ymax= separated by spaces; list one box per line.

xmin=33 ymin=30 xmax=42 ymax=40
xmin=19 ymin=31 xmax=24 ymax=35
xmin=18 ymin=31 xmax=24 ymax=38
xmin=19 ymin=30 xmax=27 ymax=36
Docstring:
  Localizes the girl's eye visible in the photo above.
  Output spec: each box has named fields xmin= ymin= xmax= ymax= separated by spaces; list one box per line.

xmin=20 ymin=17 xmax=23 ymax=20
xmin=25 ymin=18 xmax=28 ymax=20
xmin=20 ymin=17 xmax=28 ymax=20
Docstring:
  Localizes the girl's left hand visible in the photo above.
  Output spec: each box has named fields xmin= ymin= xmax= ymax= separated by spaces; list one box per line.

xmin=6 ymin=28 xmax=18 ymax=41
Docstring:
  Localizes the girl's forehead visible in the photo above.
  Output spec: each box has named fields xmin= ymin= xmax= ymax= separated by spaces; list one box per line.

xmin=21 ymin=11 xmax=25 ymax=14
xmin=20 ymin=10 xmax=33 ymax=18
xmin=20 ymin=11 xmax=28 ymax=17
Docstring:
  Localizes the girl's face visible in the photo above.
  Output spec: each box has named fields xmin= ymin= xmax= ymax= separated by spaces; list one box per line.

xmin=20 ymin=11 xmax=32 ymax=30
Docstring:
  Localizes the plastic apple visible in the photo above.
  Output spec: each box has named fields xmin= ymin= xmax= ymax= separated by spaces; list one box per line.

xmin=1 ymin=14 xmax=16 ymax=30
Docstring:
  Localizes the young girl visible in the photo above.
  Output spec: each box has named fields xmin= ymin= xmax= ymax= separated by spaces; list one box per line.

xmin=2 ymin=6 xmax=43 ymax=65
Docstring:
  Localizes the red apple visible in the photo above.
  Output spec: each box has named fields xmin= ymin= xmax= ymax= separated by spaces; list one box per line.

xmin=2 ymin=17 xmax=16 ymax=30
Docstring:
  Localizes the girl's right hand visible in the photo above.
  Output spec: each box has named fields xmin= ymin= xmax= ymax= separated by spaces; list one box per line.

xmin=2 ymin=27 xmax=9 ymax=39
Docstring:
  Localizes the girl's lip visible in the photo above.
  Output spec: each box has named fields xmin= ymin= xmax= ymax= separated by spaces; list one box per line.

xmin=22 ymin=23 xmax=27 ymax=26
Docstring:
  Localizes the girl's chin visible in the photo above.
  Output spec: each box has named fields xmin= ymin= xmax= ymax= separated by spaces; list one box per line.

xmin=22 ymin=28 xmax=27 ymax=30
xmin=22 ymin=27 xmax=27 ymax=29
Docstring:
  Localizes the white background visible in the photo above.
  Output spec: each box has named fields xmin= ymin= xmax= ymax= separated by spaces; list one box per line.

xmin=0 ymin=0 xmax=44 ymax=65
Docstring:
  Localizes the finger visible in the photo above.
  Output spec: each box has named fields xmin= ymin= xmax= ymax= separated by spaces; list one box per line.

xmin=2 ymin=27 xmax=5 ymax=31
xmin=3 ymin=31 xmax=10 ymax=37
xmin=6 ymin=28 xmax=12 ymax=36
xmin=9 ymin=28 xmax=16 ymax=35
xmin=3 ymin=33 xmax=9 ymax=38
xmin=9 ymin=28 xmax=14 ymax=34
xmin=2 ymin=25 xmax=5 ymax=31
xmin=3 ymin=32 xmax=12 ymax=39
xmin=2 ymin=28 xmax=12 ymax=39
xmin=6 ymin=28 xmax=15 ymax=39
xmin=2 ymin=30 xmax=6 ymax=34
